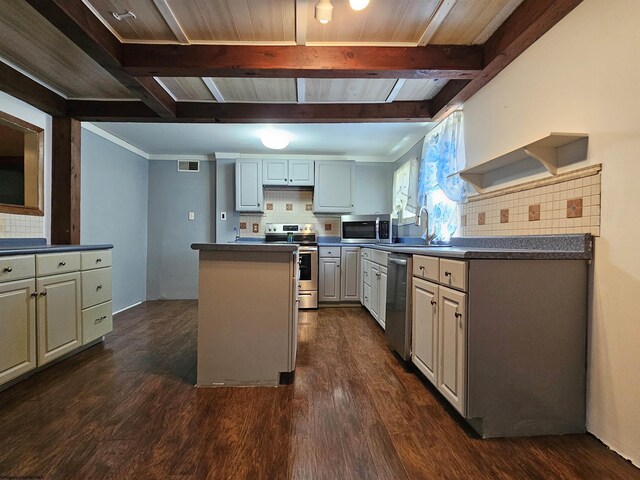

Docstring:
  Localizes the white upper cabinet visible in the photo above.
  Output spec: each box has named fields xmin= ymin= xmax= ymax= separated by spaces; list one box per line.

xmin=313 ymin=161 xmax=355 ymax=213
xmin=236 ymin=159 xmax=264 ymax=212
xmin=262 ymin=159 xmax=289 ymax=186
xmin=262 ymin=159 xmax=315 ymax=186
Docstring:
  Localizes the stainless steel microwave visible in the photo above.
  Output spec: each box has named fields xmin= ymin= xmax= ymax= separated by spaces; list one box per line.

xmin=340 ymin=214 xmax=396 ymax=244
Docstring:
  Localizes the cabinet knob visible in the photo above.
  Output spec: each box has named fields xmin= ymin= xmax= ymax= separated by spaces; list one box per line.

xmin=40 ymin=291 xmax=47 ymax=296
xmin=3 ymin=267 xmax=12 ymax=272
xmin=444 ymin=271 xmax=451 ymax=277
xmin=419 ymin=266 xmax=425 ymax=270
xmin=96 ymin=258 xmax=102 ymax=263
xmin=30 ymin=292 xmax=38 ymax=298
xmin=59 ymin=261 xmax=66 ymax=267
xmin=431 ymin=300 xmax=436 ymax=306
xmin=96 ymin=285 xmax=103 ymax=290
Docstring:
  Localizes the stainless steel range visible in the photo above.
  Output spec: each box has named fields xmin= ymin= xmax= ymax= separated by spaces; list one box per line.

xmin=265 ymin=223 xmax=318 ymax=309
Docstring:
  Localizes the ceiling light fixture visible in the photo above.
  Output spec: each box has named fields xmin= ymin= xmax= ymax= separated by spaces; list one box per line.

xmin=261 ymin=130 xmax=290 ymax=150
xmin=349 ymin=0 xmax=370 ymax=11
xmin=315 ymin=0 xmax=333 ymax=24
xmin=112 ymin=10 xmax=136 ymax=21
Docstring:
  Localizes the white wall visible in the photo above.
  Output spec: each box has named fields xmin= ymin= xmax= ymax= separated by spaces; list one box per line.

xmin=0 ymin=91 xmax=51 ymax=239
xmin=462 ymin=0 xmax=640 ymax=465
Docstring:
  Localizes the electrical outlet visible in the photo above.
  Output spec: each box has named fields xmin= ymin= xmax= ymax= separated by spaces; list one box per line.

xmin=188 ymin=212 xmax=195 ymax=221
xmin=220 ymin=211 xmax=227 ymax=221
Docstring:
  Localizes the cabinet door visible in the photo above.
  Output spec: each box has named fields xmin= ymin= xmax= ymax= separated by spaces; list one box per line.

xmin=289 ymin=160 xmax=314 ymax=186
xmin=37 ymin=272 xmax=81 ymax=366
xmin=262 ymin=159 xmax=288 ymax=186
xmin=359 ymin=252 xmax=365 ymax=304
xmin=363 ymin=282 xmax=372 ymax=311
xmin=235 ymin=160 xmax=264 ymax=212
xmin=412 ymin=277 xmax=439 ymax=385
xmin=378 ymin=266 xmax=388 ymax=329
xmin=319 ymin=257 xmax=340 ymax=302
xmin=370 ymin=263 xmax=380 ymax=319
xmin=0 ymin=279 xmax=37 ymax=385
xmin=313 ymin=161 xmax=355 ymax=213
xmin=437 ymin=286 xmax=467 ymax=415
xmin=340 ymin=247 xmax=360 ymax=301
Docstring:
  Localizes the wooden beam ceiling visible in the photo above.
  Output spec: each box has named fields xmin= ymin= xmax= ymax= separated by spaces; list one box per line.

xmin=120 ymin=44 xmax=484 ymax=79
xmin=0 ymin=62 xmax=66 ymax=116
xmin=5 ymin=0 xmax=583 ymax=123
xmin=431 ymin=0 xmax=583 ymax=120
xmin=23 ymin=0 xmax=176 ymax=118
xmin=66 ymin=100 xmax=433 ymax=123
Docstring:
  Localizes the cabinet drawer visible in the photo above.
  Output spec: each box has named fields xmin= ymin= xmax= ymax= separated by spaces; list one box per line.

xmin=81 ymin=250 xmax=112 ymax=271
xmin=82 ymin=267 xmax=112 ymax=308
xmin=413 ymin=255 xmax=440 ymax=282
xmin=82 ymin=301 xmax=113 ymax=344
xmin=440 ymin=258 xmax=468 ymax=292
xmin=0 ymin=255 xmax=35 ymax=283
xmin=36 ymin=252 xmax=80 ymax=277
xmin=319 ymin=247 xmax=340 ymax=258
xmin=361 ymin=248 xmax=371 ymax=260
xmin=370 ymin=249 xmax=388 ymax=267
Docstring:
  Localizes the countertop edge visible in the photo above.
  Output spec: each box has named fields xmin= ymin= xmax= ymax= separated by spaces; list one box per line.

xmin=192 ymin=243 xmax=298 ymax=253
xmin=0 ymin=244 xmax=114 ymax=257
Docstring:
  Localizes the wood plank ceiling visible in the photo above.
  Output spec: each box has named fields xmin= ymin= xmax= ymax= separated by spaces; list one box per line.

xmin=0 ymin=0 xmax=583 ymax=122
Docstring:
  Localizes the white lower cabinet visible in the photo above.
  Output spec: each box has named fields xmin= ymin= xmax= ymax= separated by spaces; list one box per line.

xmin=319 ymin=257 xmax=340 ymax=302
xmin=0 ymin=249 xmax=113 ymax=387
xmin=360 ymin=248 xmax=387 ymax=329
xmin=0 ymin=279 xmax=37 ymax=384
xmin=412 ymin=254 xmax=467 ymax=416
xmin=437 ymin=286 xmax=467 ymax=415
xmin=340 ymin=247 xmax=360 ymax=301
xmin=412 ymin=277 xmax=438 ymax=385
xmin=36 ymin=272 xmax=82 ymax=366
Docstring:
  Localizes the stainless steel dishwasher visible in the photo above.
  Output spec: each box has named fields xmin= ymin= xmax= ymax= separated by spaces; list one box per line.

xmin=385 ymin=253 xmax=413 ymax=361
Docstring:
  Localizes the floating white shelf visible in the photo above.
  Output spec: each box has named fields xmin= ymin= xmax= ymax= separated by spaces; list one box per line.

xmin=454 ymin=132 xmax=589 ymax=192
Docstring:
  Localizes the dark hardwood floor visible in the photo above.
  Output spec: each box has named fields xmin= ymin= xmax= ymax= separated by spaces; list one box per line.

xmin=0 ymin=301 xmax=638 ymax=479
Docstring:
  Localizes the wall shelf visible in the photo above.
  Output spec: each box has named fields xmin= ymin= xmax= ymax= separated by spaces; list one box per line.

xmin=454 ymin=132 xmax=589 ymax=192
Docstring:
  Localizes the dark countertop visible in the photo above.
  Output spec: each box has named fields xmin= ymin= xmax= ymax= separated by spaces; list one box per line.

xmin=319 ymin=234 xmax=593 ymax=260
xmin=192 ymin=243 xmax=298 ymax=253
xmin=0 ymin=243 xmax=113 ymax=257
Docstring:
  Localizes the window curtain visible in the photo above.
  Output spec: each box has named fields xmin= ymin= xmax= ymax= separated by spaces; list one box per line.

xmin=416 ymin=111 xmax=467 ymax=241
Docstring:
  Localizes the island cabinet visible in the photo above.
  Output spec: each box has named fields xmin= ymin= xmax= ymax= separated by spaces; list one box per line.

xmin=313 ymin=161 xmax=355 ymax=213
xmin=0 ymin=255 xmax=37 ymax=385
xmin=411 ymin=254 xmax=588 ymax=438
xmin=235 ymin=159 xmax=263 ymax=212
xmin=80 ymin=250 xmax=113 ymax=344
xmin=193 ymin=245 xmax=299 ymax=386
xmin=263 ymin=159 xmax=314 ymax=186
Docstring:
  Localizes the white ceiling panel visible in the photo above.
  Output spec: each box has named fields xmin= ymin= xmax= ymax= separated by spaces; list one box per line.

xmin=305 ymin=79 xmax=396 ymax=103
xmin=395 ymin=79 xmax=448 ymax=101
xmin=212 ymin=78 xmax=297 ymax=103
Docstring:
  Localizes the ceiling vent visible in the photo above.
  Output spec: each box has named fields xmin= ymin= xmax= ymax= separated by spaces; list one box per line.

xmin=177 ymin=160 xmax=200 ymax=172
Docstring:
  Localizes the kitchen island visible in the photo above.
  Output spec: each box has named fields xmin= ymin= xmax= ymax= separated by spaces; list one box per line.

xmin=191 ymin=243 xmax=299 ymax=387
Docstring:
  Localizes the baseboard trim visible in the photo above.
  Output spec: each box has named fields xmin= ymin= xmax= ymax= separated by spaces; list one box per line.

xmin=113 ymin=301 xmax=143 ymax=315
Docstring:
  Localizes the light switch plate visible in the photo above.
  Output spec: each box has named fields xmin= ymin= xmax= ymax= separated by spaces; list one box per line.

xmin=220 ymin=212 xmax=227 ymax=220
xmin=188 ymin=212 xmax=195 ymax=221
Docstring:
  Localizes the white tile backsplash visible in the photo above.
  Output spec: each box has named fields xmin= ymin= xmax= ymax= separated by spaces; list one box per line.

xmin=0 ymin=213 xmax=44 ymax=238
xmin=239 ymin=189 xmax=340 ymax=237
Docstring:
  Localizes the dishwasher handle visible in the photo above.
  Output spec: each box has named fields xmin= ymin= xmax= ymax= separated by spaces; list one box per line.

xmin=388 ymin=257 xmax=408 ymax=266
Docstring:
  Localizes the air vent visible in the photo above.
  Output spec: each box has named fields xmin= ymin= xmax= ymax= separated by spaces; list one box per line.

xmin=177 ymin=160 xmax=200 ymax=172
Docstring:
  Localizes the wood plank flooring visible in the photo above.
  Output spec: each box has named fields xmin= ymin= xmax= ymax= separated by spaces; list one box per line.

xmin=0 ymin=301 xmax=638 ymax=479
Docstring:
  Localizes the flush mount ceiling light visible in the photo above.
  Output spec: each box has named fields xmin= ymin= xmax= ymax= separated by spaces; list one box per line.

xmin=349 ymin=0 xmax=370 ymax=11
xmin=112 ymin=10 xmax=136 ymax=21
xmin=261 ymin=130 xmax=290 ymax=150
xmin=315 ymin=0 xmax=333 ymax=24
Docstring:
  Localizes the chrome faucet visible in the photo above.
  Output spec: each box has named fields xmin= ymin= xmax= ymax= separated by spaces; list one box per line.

xmin=415 ymin=205 xmax=436 ymax=244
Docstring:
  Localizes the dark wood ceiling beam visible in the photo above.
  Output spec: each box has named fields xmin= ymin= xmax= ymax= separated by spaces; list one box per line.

xmin=24 ymin=0 xmax=176 ymax=118
xmin=66 ymin=100 xmax=433 ymax=123
xmin=430 ymin=0 xmax=583 ymax=120
xmin=121 ymin=44 xmax=484 ymax=79
xmin=0 ymin=62 xmax=66 ymax=116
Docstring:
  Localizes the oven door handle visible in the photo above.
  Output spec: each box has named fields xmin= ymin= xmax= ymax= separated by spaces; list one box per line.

xmin=375 ymin=217 xmax=380 ymax=243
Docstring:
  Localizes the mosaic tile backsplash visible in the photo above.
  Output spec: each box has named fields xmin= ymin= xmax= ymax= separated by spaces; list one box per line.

xmin=0 ymin=213 xmax=44 ymax=238
xmin=239 ymin=189 xmax=339 ymax=237
xmin=459 ymin=167 xmax=601 ymax=237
